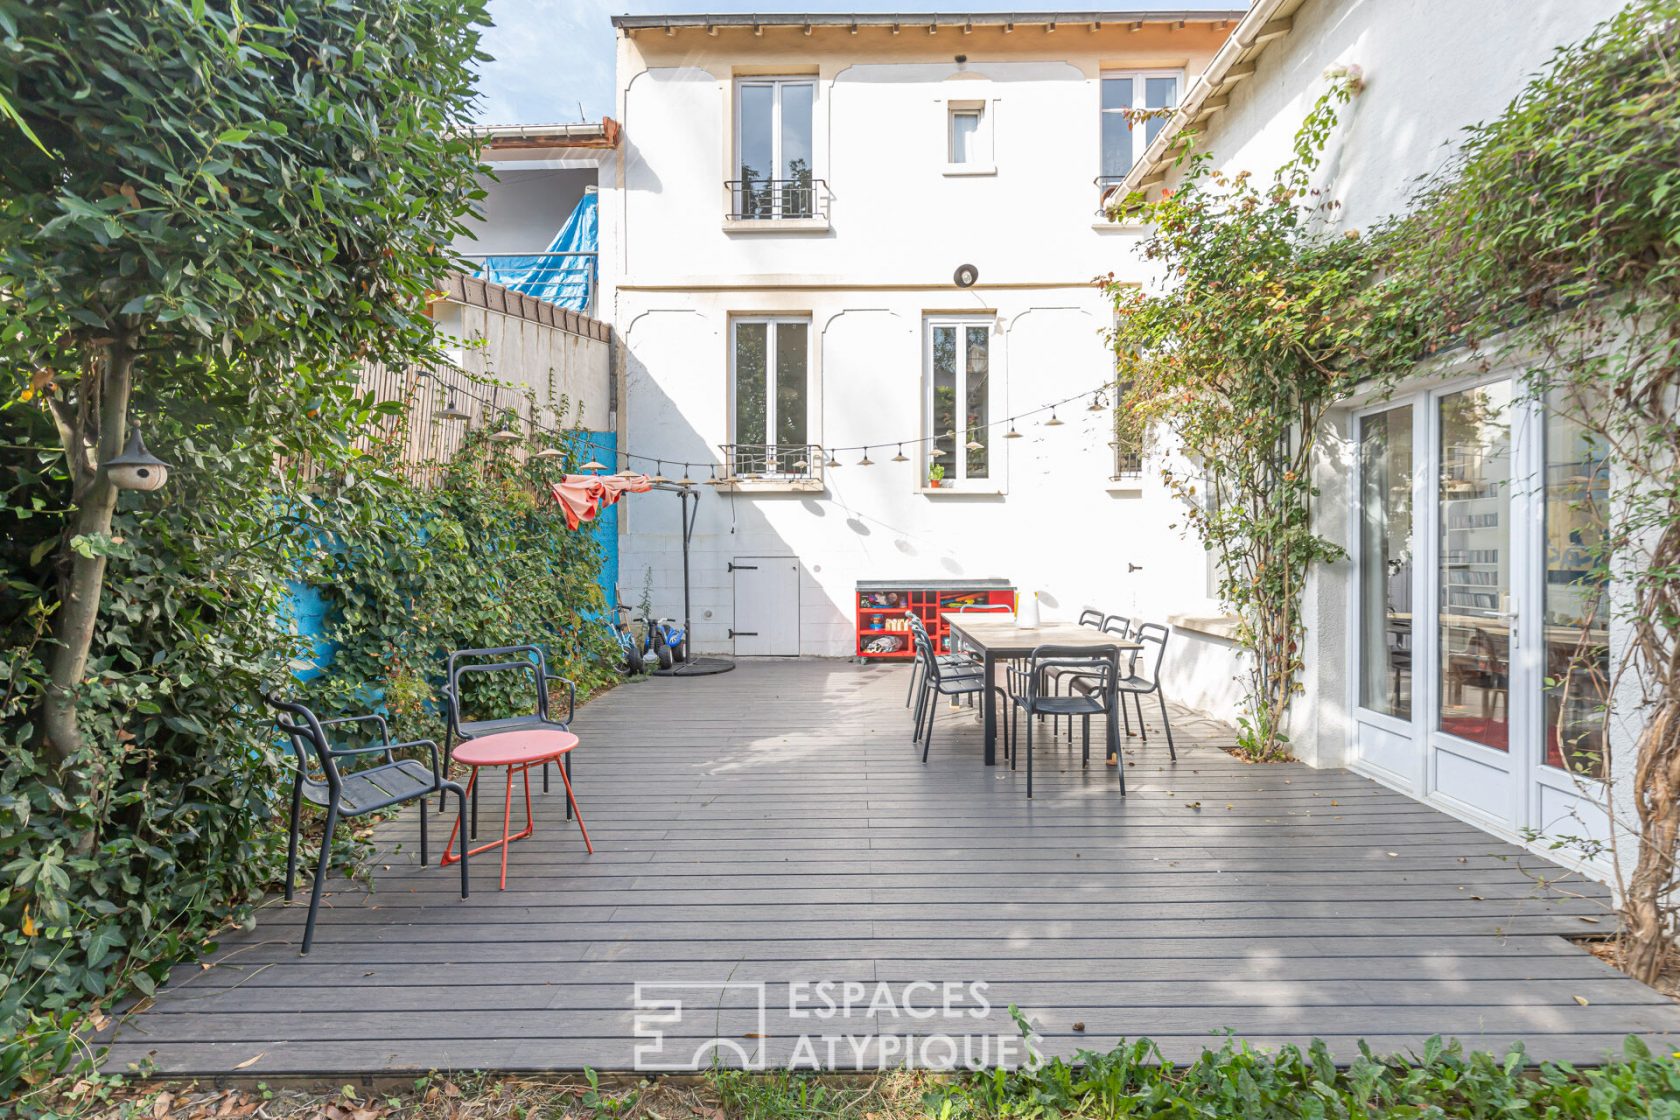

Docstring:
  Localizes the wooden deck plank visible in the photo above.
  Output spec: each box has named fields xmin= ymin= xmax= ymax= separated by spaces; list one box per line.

xmin=103 ymin=660 xmax=1677 ymax=1074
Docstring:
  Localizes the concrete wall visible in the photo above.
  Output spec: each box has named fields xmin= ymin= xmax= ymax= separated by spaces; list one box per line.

xmin=606 ymin=19 xmax=1247 ymax=719
xmin=453 ymin=166 xmax=597 ymax=257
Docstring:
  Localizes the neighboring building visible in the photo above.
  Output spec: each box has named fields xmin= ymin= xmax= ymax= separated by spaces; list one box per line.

xmin=603 ymin=10 xmax=1247 ymax=716
xmin=1116 ymin=0 xmax=1628 ymax=874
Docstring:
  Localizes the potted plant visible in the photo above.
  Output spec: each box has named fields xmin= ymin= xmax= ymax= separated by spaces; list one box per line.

xmin=927 ymin=463 xmax=945 ymax=489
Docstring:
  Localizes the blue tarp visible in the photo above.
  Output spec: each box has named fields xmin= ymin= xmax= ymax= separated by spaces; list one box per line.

xmin=477 ymin=188 xmax=597 ymax=312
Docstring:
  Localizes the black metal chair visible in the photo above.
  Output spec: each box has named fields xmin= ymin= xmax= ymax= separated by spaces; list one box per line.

xmin=1078 ymin=608 xmax=1104 ymax=628
xmin=440 ymin=645 xmax=577 ymax=820
xmin=267 ymin=694 xmax=468 ymax=955
xmin=1109 ymin=622 xmax=1176 ymax=758
xmin=1006 ymin=645 xmax=1124 ymax=799
xmin=904 ymin=611 xmax=978 ymax=710
xmin=912 ymin=627 xmax=1004 ymax=763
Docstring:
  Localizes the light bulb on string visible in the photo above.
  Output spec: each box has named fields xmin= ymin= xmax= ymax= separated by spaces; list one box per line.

xmin=858 ymin=448 xmax=874 ymax=466
xmin=826 ymin=449 xmax=841 ymax=469
xmin=1005 ymin=423 xmax=1022 ymax=439
xmin=1045 ymin=409 xmax=1064 ymax=427
xmin=891 ymin=445 xmax=908 ymax=463
xmin=649 ymin=460 xmax=671 ymax=484
xmin=1087 ymin=393 xmax=1106 ymax=412
xmin=964 ymin=431 xmax=984 ymax=451
xmin=678 ymin=464 xmax=695 ymax=486
xmin=703 ymin=464 xmax=723 ymax=486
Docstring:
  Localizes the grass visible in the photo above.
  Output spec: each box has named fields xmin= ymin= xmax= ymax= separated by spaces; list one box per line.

xmin=38 ymin=1030 xmax=1680 ymax=1120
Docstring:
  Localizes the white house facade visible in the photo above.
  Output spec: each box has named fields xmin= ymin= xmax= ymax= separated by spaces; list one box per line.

xmin=602 ymin=11 xmax=1249 ymax=718
xmin=1116 ymin=0 xmax=1629 ymax=875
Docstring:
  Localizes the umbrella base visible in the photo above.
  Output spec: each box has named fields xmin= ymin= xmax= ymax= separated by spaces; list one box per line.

xmin=653 ymin=656 xmax=737 ymax=677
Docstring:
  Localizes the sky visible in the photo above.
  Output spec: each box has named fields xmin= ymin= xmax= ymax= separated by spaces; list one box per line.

xmin=473 ymin=0 xmax=1251 ymax=124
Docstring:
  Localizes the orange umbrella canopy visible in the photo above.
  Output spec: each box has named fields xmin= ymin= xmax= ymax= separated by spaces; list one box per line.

xmin=550 ymin=473 xmax=652 ymax=530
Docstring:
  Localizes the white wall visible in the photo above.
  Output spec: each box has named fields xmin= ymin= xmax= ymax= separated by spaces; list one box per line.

xmin=453 ymin=166 xmax=597 ymax=257
xmin=1162 ymin=0 xmax=1627 ymax=852
xmin=607 ymin=23 xmax=1246 ymax=718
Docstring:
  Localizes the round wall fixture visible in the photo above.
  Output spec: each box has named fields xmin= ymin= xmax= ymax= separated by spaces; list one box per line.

xmin=953 ymin=263 xmax=979 ymax=288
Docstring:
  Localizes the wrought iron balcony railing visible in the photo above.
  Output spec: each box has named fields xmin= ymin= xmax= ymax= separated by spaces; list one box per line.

xmin=718 ymin=443 xmax=824 ymax=484
xmin=726 ymin=178 xmax=828 ymax=222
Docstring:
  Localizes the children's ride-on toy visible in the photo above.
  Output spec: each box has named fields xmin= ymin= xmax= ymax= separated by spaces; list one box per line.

xmin=610 ymin=605 xmax=644 ymax=675
xmin=646 ymin=615 xmax=687 ymax=670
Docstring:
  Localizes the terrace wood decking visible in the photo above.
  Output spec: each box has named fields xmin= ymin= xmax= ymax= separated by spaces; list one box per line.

xmin=102 ymin=660 xmax=1679 ymax=1077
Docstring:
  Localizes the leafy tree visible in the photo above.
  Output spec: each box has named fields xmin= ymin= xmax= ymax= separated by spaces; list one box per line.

xmin=0 ymin=0 xmax=487 ymax=790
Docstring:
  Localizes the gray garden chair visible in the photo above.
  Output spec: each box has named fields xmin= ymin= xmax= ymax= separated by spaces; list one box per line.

xmin=441 ymin=644 xmax=577 ymax=822
xmin=268 ymin=694 xmax=468 ymax=955
xmin=1006 ymin=644 xmax=1124 ymax=798
xmin=912 ymin=627 xmax=1003 ymax=763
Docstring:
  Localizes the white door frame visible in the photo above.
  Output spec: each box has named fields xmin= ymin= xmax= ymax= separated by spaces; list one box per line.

xmin=1349 ymin=372 xmax=1542 ymax=836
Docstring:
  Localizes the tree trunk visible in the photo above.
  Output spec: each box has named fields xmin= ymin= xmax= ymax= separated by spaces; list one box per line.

xmin=39 ymin=336 xmax=134 ymax=783
xmin=1623 ymin=698 xmax=1680 ymax=985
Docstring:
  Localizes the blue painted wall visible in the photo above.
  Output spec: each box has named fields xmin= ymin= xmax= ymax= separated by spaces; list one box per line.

xmin=282 ymin=428 xmax=621 ymax=681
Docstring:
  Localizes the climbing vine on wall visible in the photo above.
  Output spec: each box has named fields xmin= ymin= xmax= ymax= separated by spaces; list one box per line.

xmin=1104 ymin=76 xmax=1409 ymax=762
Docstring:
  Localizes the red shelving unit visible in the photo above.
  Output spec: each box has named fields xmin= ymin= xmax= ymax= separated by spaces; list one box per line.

xmin=854 ymin=581 xmax=1015 ymax=660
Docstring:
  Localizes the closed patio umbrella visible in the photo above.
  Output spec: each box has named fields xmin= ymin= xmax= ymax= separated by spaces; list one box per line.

xmin=550 ymin=472 xmax=652 ymax=531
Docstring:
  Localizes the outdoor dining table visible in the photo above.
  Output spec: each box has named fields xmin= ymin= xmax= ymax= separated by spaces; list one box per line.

xmin=441 ymin=728 xmax=592 ymax=890
xmin=941 ymin=613 xmax=1143 ymax=766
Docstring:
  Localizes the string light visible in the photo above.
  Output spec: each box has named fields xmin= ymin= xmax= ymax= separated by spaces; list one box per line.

xmin=533 ymin=447 xmax=564 ymax=460
xmin=857 ymin=448 xmax=874 ymax=466
xmin=648 ymin=460 xmax=671 ymax=484
xmin=964 ymin=433 xmax=984 ymax=451
xmin=415 ymin=365 xmax=1119 ymax=478
xmin=678 ymin=464 xmax=695 ymax=486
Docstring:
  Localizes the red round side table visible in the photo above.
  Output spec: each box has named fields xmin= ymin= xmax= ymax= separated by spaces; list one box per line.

xmin=440 ymin=728 xmax=591 ymax=889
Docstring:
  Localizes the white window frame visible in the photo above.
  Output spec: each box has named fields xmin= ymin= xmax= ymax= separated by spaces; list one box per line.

xmin=922 ymin=316 xmax=998 ymax=490
xmin=729 ymin=316 xmax=811 ymax=473
xmin=733 ymin=76 xmax=817 ymax=219
xmin=1098 ymin=70 xmax=1182 ymax=180
xmin=941 ymin=97 xmax=996 ymax=176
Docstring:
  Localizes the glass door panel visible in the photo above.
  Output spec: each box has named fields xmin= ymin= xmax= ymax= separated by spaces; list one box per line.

xmin=1437 ymin=382 xmax=1514 ymax=751
xmin=1358 ymin=406 xmax=1414 ymax=718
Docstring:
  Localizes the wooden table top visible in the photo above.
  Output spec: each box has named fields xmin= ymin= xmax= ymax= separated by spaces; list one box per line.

xmin=942 ymin=613 xmax=1141 ymax=657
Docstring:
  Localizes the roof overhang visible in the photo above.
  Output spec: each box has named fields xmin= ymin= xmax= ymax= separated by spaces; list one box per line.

xmin=1115 ymin=0 xmax=1308 ymax=202
xmin=468 ymin=119 xmax=621 ymax=150
xmin=613 ymin=11 xmax=1246 ymax=33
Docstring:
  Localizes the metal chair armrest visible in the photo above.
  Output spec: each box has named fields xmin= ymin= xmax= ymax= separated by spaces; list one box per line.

xmin=316 ymin=713 xmax=391 ymax=744
xmin=543 ymin=674 xmax=577 ymax=725
xmin=387 ymin=737 xmax=444 ymax=782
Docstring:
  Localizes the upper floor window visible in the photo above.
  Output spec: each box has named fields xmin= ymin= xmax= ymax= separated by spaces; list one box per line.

xmin=730 ymin=317 xmax=810 ymax=474
xmin=948 ymin=101 xmax=988 ymax=165
xmin=1099 ymin=71 xmax=1179 ymax=182
xmin=925 ymin=318 xmax=993 ymax=488
xmin=733 ymin=78 xmax=816 ymax=220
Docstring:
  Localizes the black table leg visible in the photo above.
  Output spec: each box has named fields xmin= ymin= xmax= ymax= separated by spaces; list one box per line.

xmin=983 ymin=649 xmax=998 ymax=766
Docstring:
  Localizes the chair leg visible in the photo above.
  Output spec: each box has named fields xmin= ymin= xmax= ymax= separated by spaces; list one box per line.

xmin=921 ymin=699 xmax=936 ymax=763
xmin=284 ymin=772 xmax=304 ymax=902
xmin=906 ymin=656 xmax=921 ymax=707
xmin=301 ymin=803 xmax=339 ymax=956
xmin=438 ymin=728 xmax=454 ymax=814
xmin=1121 ymin=693 xmax=1133 ymax=736
xmin=564 ymin=753 xmax=573 ymax=821
xmin=1082 ymin=716 xmax=1091 ymax=766
xmin=1133 ymin=693 xmax=1148 ymax=741
xmin=1157 ymin=692 xmax=1177 ymax=760
xmin=418 ymin=790 xmax=429 ymax=866
xmin=1025 ymin=711 xmax=1034 ymax=799
xmin=454 ymin=785 xmax=471 ymax=898
xmin=543 ymin=760 xmax=551 ymax=795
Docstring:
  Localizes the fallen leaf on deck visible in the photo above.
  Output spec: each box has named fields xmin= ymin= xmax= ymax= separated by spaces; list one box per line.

xmin=1573 ymin=995 xmax=1590 ymax=1006
xmin=1072 ymin=1022 xmax=1085 ymax=1032
xmin=232 ymin=1054 xmax=264 ymax=1070
xmin=152 ymin=1092 xmax=174 ymax=1118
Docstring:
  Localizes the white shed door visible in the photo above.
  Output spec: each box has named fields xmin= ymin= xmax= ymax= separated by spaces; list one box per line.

xmin=731 ymin=557 xmax=800 ymax=656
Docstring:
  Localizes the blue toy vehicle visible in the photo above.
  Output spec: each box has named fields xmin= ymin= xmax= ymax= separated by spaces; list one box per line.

xmin=610 ymin=605 xmax=644 ymax=675
xmin=647 ymin=615 xmax=687 ymax=670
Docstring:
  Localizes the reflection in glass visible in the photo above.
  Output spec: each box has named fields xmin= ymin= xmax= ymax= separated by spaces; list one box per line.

xmin=965 ymin=327 xmax=990 ymax=478
xmin=738 ymin=84 xmax=773 ymax=218
xmin=932 ymin=326 xmax=957 ymax=476
xmin=1358 ymin=406 xmax=1413 ymax=718
xmin=1144 ymin=76 xmax=1178 ymax=147
xmin=1100 ymin=77 xmax=1132 ymax=178
xmin=780 ymin=83 xmax=813 ymax=217
xmin=1543 ymin=399 xmax=1609 ymax=779
xmin=774 ymin=321 xmax=808 ymax=449
xmin=950 ymin=110 xmax=981 ymax=164
xmin=733 ymin=322 xmax=767 ymax=449
xmin=1437 ymin=382 xmax=1513 ymax=751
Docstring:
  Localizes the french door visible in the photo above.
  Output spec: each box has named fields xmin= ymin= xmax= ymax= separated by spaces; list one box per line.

xmin=1352 ymin=376 xmax=1539 ymax=831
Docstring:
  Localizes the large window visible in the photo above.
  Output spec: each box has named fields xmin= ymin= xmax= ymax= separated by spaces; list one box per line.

xmin=734 ymin=78 xmax=815 ymax=219
xmin=1358 ymin=406 xmax=1415 ymax=720
xmin=1542 ymin=399 xmax=1610 ymax=779
xmin=1100 ymin=71 xmax=1179 ymax=182
xmin=925 ymin=319 xmax=992 ymax=487
xmin=731 ymin=318 xmax=809 ymax=474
